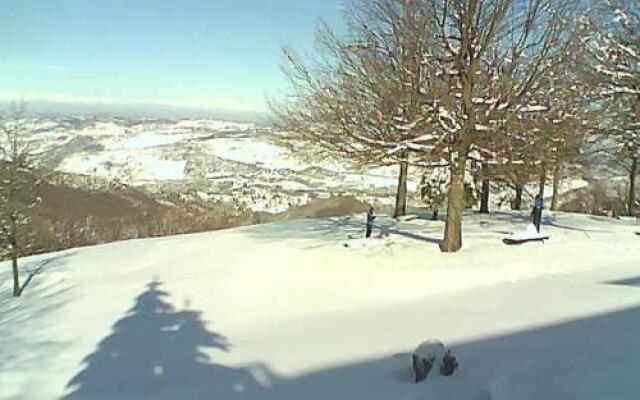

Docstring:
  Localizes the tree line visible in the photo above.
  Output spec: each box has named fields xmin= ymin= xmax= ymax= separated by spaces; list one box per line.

xmin=272 ymin=0 xmax=639 ymax=252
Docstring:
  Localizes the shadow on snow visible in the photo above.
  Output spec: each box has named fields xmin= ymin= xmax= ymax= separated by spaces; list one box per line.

xmin=62 ymin=280 xmax=269 ymax=400
xmin=246 ymin=215 xmax=442 ymax=249
xmin=606 ymin=276 xmax=640 ymax=288
xmin=268 ymin=305 xmax=640 ymax=400
xmin=20 ymin=252 xmax=74 ymax=295
xmin=61 ymin=280 xmax=640 ymax=400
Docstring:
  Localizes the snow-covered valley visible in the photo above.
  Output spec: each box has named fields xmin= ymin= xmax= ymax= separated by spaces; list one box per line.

xmin=1 ymin=211 xmax=639 ymax=400
xmin=23 ymin=117 xmax=419 ymax=214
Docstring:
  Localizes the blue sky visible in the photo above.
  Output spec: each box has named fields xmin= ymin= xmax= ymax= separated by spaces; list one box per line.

xmin=0 ymin=0 xmax=344 ymax=115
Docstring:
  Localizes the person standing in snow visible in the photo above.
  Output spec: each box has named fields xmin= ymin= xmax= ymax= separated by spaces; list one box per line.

xmin=532 ymin=194 xmax=544 ymax=233
xmin=365 ymin=206 xmax=376 ymax=238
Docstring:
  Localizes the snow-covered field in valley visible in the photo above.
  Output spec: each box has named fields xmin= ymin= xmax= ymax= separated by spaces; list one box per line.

xmin=15 ymin=117 xmax=423 ymax=214
xmin=1 ymin=211 xmax=639 ymax=400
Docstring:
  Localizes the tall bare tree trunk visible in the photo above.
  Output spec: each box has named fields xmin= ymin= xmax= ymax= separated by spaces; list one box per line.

xmin=10 ymin=215 xmax=20 ymax=297
xmin=441 ymin=150 xmax=468 ymax=253
xmin=513 ymin=184 xmax=524 ymax=210
xmin=551 ymin=162 xmax=562 ymax=211
xmin=629 ymin=156 xmax=637 ymax=216
xmin=12 ymin=256 xmax=20 ymax=297
xmin=538 ymin=168 xmax=547 ymax=199
xmin=479 ymin=177 xmax=490 ymax=213
xmin=393 ymin=159 xmax=409 ymax=219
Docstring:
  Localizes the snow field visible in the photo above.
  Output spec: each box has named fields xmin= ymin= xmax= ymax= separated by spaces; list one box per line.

xmin=1 ymin=211 xmax=639 ymax=399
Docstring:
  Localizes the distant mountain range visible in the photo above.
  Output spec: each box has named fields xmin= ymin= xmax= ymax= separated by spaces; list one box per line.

xmin=0 ymin=99 xmax=270 ymax=124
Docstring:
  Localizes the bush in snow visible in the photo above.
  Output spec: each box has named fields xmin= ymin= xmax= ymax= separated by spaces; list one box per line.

xmin=420 ymin=171 xmax=447 ymax=220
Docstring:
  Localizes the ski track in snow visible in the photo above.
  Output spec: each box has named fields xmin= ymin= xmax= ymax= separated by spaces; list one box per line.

xmin=1 ymin=211 xmax=639 ymax=400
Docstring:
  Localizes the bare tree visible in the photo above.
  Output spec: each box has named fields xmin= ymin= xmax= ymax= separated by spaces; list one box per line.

xmin=582 ymin=0 xmax=639 ymax=216
xmin=421 ymin=0 xmax=580 ymax=251
xmin=0 ymin=103 xmax=39 ymax=297
xmin=524 ymin=50 xmax=590 ymax=209
xmin=275 ymin=0 xmax=580 ymax=252
xmin=272 ymin=0 xmax=441 ymax=219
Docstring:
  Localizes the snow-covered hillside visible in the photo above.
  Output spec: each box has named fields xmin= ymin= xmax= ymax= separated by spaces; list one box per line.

xmin=1 ymin=211 xmax=639 ymax=400
xmin=18 ymin=116 xmax=420 ymax=214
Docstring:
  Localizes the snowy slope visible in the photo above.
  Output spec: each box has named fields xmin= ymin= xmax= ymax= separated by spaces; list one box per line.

xmin=1 ymin=211 xmax=639 ymax=400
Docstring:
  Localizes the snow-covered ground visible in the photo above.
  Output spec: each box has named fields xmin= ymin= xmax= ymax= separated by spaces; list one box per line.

xmin=1 ymin=211 xmax=639 ymax=400
xmin=205 ymin=138 xmax=307 ymax=172
xmin=489 ymin=178 xmax=591 ymax=211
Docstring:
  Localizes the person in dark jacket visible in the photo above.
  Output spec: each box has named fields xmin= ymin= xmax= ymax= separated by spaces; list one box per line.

xmin=365 ymin=206 xmax=376 ymax=238
xmin=532 ymin=194 xmax=544 ymax=233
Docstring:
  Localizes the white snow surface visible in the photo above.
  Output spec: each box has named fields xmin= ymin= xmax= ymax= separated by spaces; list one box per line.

xmin=206 ymin=138 xmax=306 ymax=171
xmin=1 ymin=211 xmax=640 ymax=400
xmin=59 ymin=152 xmax=187 ymax=183
xmin=106 ymin=132 xmax=186 ymax=151
xmin=508 ymin=223 xmax=550 ymax=241
xmin=413 ymin=340 xmax=446 ymax=363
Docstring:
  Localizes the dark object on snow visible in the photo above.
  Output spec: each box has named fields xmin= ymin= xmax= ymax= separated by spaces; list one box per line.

xmin=365 ymin=207 xmax=376 ymax=238
xmin=503 ymin=236 xmax=549 ymax=245
xmin=412 ymin=340 xmax=446 ymax=383
xmin=504 ymin=224 xmax=549 ymax=245
xmin=531 ymin=195 xmax=544 ymax=233
xmin=440 ymin=350 xmax=459 ymax=376
xmin=635 ymin=232 xmax=640 ymax=236
xmin=412 ymin=354 xmax=435 ymax=383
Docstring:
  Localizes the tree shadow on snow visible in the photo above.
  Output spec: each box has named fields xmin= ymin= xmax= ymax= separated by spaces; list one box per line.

xmin=60 ymin=281 xmax=640 ymax=400
xmin=545 ymin=221 xmax=615 ymax=234
xmin=476 ymin=211 xmax=534 ymax=224
xmin=246 ymin=216 xmax=441 ymax=248
xmin=1 ymin=253 xmax=75 ymax=330
xmin=382 ymin=228 xmax=442 ymax=246
xmin=246 ymin=216 xmax=375 ymax=243
xmin=61 ymin=280 xmax=273 ymax=400
xmin=480 ymin=211 xmax=611 ymax=234
xmin=19 ymin=252 xmax=75 ymax=295
xmin=261 ymin=305 xmax=640 ymax=400
xmin=605 ymin=276 xmax=640 ymax=288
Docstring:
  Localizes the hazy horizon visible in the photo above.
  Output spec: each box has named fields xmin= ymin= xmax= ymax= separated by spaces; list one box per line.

xmin=0 ymin=0 xmax=344 ymax=118
xmin=0 ymin=98 xmax=271 ymax=123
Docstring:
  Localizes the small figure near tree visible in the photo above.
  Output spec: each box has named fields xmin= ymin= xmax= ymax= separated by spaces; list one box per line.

xmin=365 ymin=206 xmax=376 ymax=239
